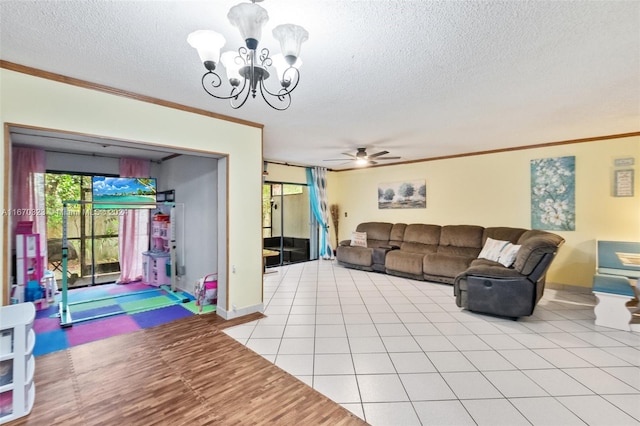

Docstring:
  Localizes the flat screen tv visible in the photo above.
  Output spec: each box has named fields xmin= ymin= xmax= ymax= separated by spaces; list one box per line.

xmin=92 ymin=176 xmax=157 ymax=209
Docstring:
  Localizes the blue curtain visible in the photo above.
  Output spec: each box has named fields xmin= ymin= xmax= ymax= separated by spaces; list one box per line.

xmin=306 ymin=167 xmax=333 ymax=259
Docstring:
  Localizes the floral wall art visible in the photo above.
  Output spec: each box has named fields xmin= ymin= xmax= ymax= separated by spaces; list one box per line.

xmin=378 ymin=180 xmax=426 ymax=209
xmin=531 ymin=156 xmax=575 ymax=231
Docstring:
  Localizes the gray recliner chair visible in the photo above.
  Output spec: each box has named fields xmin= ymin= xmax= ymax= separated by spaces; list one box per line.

xmin=453 ymin=230 xmax=565 ymax=319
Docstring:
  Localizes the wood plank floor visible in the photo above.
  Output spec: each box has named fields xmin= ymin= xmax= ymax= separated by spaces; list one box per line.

xmin=9 ymin=313 xmax=367 ymax=425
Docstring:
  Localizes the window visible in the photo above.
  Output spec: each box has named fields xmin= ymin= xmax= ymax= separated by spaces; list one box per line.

xmin=45 ymin=172 xmax=121 ymax=286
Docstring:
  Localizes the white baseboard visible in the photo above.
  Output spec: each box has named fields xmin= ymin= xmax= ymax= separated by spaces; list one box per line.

xmin=216 ymin=303 xmax=264 ymax=320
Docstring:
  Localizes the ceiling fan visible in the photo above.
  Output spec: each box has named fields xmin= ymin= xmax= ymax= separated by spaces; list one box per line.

xmin=324 ymin=147 xmax=401 ymax=166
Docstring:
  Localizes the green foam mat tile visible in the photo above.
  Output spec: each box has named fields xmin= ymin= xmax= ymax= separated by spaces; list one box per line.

xmin=120 ymin=295 xmax=179 ymax=314
xmin=181 ymin=301 xmax=216 ymax=314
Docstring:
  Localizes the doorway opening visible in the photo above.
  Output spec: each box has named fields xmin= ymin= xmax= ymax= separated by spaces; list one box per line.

xmin=6 ymin=125 xmax=225 ymax=308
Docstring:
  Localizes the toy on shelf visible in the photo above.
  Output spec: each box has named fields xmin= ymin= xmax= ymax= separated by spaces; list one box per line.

xmin=142 ymin=213 xmax=172 ymax=287
xmin=151 ymin=213 xmax=170 ymax=253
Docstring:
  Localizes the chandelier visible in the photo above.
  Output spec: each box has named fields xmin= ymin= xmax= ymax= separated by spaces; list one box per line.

xmin=187 ymin=0 xmax=309 ymax=111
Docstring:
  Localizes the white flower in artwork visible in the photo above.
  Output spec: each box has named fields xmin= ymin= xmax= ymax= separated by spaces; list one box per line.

xmin=550 ymin=211 xmax=566 ymax=226
xmin=553 ymin=200 xmax=568 ymax=211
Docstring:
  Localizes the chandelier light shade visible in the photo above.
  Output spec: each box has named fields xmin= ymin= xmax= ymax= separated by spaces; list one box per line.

xmin=220 ymin=51 xmax=243 ymax=83
xmin=188 ymin=0 xmax=308 ymax=110
xmin=271 ymin=53 xmax=302 ymax=85
xmin=227 ymin=3 xmax=269 ymax=49
xmin=272 ymin=24 xmax=309 ymax=63
xmin=187 ymin=30 xmax=226 ymax=69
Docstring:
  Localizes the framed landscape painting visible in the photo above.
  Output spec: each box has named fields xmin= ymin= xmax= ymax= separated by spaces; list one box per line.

xmin=530 ymin=156 xmax=575 ymax=231
xmin=378 ymin=180 xmax=426 ymax=209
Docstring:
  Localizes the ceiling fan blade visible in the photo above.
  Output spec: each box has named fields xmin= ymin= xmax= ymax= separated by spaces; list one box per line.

xmin=325 ymin=152 xmax=357 ymax=161
xmin=377 ymin=156 xmax=401 ymax=160
xmin=367 ymin=150 xmax=389 ymax=159
xmin=367 ymin=160 xmax=378 ymax=165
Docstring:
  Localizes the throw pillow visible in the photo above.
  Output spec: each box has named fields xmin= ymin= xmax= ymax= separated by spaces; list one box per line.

xmin=497 ymin=243 xmax=521 ymax=267
xmin=478 ymin=237 xmax=508 ymax=262
xmin=350 ymin=231 xmax=367 ymax=247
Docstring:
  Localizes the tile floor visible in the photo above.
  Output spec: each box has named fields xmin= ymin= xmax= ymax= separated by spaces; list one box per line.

xmin=223 ymin=260 xmax=640 ymax=425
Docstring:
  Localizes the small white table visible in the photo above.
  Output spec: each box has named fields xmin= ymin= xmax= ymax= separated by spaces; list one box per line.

xmin=592 ymin=274 xmax=639 ymax=331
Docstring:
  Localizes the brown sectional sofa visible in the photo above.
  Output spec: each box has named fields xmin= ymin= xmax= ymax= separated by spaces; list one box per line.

xmin=336 ymin=222 xmax=565 ymax=318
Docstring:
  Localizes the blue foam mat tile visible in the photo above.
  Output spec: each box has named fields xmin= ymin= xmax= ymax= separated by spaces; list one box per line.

xmin=68 ymin=288 xmax=112 ymax=303
xmin=35 ymin=304 xmax=59 ymax=319
xmin=34 ymin=329 xmax=69 ymax=356
xmin=70 ymin=304 xmax=125 ymax=322
xmin=131 ymin=304 xmax=193 ymax=329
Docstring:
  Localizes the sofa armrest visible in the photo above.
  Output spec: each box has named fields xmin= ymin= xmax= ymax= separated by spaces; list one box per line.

xmin=339 ymin=239 xmax=351 ymax=247
xmin=462 ymin=265 xmax=524 ymax=280
xmin=514 ymin=233 xmax=564 ymax=275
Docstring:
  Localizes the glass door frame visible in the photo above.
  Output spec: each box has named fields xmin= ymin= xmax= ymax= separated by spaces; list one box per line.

xmin=262 ymin=181 xmax=316 ymax=268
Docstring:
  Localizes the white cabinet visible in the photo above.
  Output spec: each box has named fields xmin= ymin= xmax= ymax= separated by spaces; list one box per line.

xmin=0 ymin=303 xmax=36 ymax=424
xmin=142 ymin=252 xmax=171 ymax=287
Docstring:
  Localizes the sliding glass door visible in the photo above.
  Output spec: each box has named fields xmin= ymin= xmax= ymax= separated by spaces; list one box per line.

xmin=262 ymin=182 xmax=315 ymax=268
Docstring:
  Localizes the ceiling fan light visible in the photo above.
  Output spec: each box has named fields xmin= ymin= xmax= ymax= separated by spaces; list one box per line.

xmin=272 ymin=24 xmax=309 ymax=64
xmin=228 ymin=2 xmax=269 ymax=50
xmin=187 ymin=30 xmax=226 ymax=68
xmin=356 ymin=158 xmax=368 ymax=166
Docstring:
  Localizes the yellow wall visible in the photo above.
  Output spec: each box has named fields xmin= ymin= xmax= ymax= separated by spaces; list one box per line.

xmin=0 ymin=69 xmax=264 ymax=312
xmin=265 ymin=162 xmax=308 ymax=184
xmin=328 ymin=136 xmax=640 ymax=288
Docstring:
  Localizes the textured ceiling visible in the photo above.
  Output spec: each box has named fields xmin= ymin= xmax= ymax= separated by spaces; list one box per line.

xmin=1 ymin=1 xmax=638 ymax=169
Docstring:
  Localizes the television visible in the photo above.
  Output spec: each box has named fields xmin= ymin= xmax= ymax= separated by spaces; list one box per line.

xmin=92 ymin=176 xmax=157 ymax=209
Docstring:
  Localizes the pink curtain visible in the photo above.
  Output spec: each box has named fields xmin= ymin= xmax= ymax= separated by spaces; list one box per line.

xmin=12 ymin=147 xmax=47 ymax=246
xmin=117 ymin=158 xmax=151 ymax=283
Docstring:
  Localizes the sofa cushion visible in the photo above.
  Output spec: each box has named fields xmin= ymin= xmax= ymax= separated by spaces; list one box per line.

xmin=423 ymin=253 xmax=475 ymax=278
xmin=514 ymin=230 xmax=565 ymax=275
xmin=356 ymin=222 xmax=393 ymax=241
xmin=464 ymin=258 xmax=527 ymax=279
xmin=389 ymin=223 xmax=407 ymax=247
xmin=354 ymin=222 xmax=393 ymax=248
xmin=350 ymin=231 xmax=367 ymax=247
xmin=483 ymin=227 xmax=527 ymax=244
xmin=438 ymin=225 xmax=484 ymax=251
xmin=385 ymin=250 xmax=425 ymax=277
xmin=400 ymin=224 xmax=441 ymax=254
xmin=336 ymin=245 xmax=373 ymax=267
